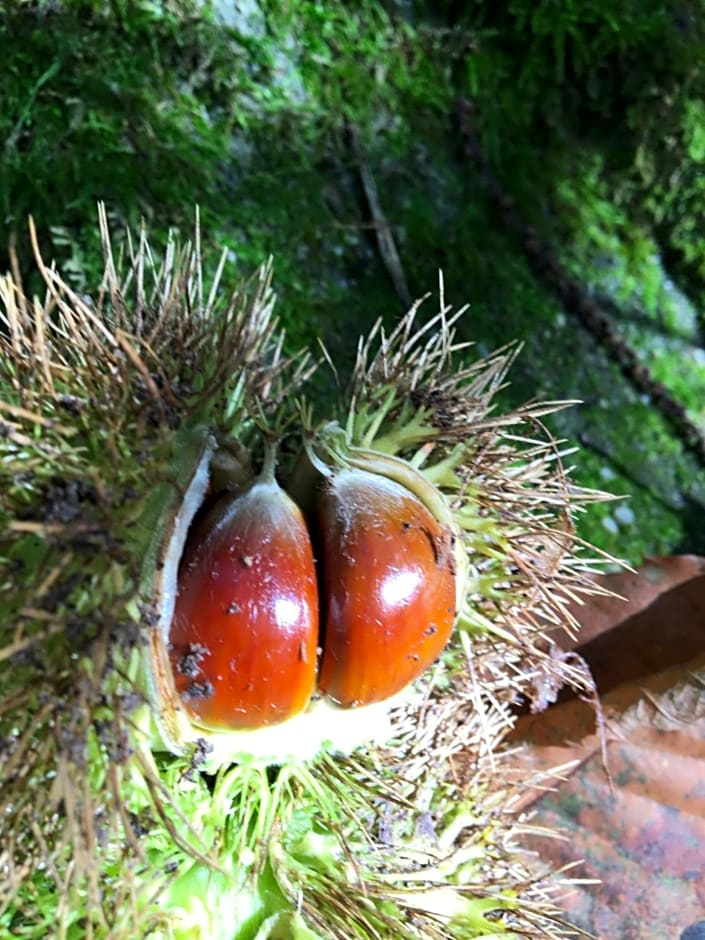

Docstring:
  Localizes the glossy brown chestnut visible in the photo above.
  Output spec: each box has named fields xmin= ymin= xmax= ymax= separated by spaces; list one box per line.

xmin=168 ymin=478 xmax=319 ymax=730
xmin=317 ymin=468 xmax=458 ymax=708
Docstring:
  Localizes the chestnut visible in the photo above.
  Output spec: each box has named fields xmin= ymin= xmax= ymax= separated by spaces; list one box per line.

xmin=167 ymin=450 xmax=318 ymax=731
xmin=316 ymin=467 xmax=458 ymax=707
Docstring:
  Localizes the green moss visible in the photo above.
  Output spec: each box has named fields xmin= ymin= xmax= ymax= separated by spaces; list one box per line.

xmin=2 ymin=0 xmax=705 ymax=564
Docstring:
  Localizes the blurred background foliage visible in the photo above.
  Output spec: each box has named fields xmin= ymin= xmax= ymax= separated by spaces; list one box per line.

xmin=1 ymin=0 xmax=704 ymax=562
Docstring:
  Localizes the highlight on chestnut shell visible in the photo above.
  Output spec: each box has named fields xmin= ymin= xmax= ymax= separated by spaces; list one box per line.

xmin=317 ymin=466 xmax=458 ymax=708
xmin=168 ymin=449 xmax=318 ymax=731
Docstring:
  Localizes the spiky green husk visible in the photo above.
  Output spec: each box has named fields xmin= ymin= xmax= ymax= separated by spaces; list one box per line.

xmin=1 ymin=212 xmax=604 ymax=938
xmin=313 ymin=291 xmax=614 ymax=706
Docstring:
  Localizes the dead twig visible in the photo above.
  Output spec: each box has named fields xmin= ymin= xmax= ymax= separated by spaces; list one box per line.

xmin=456 ymin=97 xmax=705 ymax=468
xmin=346 ymin=121 xmax=412 ymax=309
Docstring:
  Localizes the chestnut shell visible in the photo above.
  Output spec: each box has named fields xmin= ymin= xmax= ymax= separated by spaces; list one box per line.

xmin=317 ymin=468 xmax=458 ymax=708
xmin=168 ymin=479 xmax=318 ymax=730
xmin=145 ymin=433 xmax=467 ymax=766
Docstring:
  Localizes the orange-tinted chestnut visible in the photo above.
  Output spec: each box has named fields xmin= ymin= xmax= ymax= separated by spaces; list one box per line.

xmin=316 ymin=468 xmax=458 ymax=708
xmin=168 ymin=477 xmax=318 ymax=730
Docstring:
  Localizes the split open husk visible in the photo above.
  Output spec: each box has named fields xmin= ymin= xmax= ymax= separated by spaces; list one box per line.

xmin=0 ymin=209 xmax=615 ymax=939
